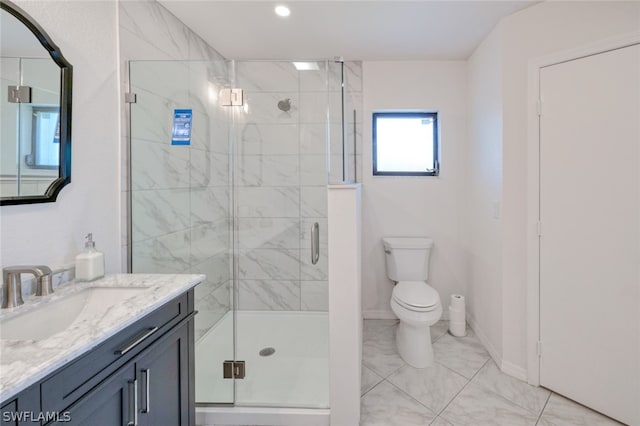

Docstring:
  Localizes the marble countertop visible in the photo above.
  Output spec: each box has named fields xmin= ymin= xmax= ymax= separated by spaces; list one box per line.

xmin=0 ymin=273 xmax=204 ymax=402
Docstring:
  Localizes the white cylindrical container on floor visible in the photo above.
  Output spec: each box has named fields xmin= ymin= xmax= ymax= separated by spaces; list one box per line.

xmin=448 ymin=294 xmax=466 ymax=337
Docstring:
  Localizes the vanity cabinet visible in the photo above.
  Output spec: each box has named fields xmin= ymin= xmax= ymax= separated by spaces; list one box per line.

xmin=57 ymin=322 xmax=190 ymax=426
xmin=0 ymin=289 xmax=195 ymax=426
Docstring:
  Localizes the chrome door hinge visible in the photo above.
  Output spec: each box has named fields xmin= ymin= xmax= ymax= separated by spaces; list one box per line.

xmin=537 ymin=221 xmax=542 ymax=237
xmin=223 ymin=360 xmax=245 ymax=379
xmin=125 ymin=92 xmax=137 ymax=104
xmin=537 ymin=341 xmax=542 ymax=357
xmin=220 ymin=88 xmax=244 ymax=106
xmin=7 ymin=85 xmax=32 ymax=103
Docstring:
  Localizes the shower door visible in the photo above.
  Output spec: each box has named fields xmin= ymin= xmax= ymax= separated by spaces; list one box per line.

xmin=129 ymin=59 xmax=342 ymax=409
xmin=230 ymin=60 xmax=338 ymax=408
xmin=128 ymin=60 xmax=236 ymax=404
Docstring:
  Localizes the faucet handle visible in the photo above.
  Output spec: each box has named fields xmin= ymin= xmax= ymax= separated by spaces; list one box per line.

xmin=2 ymin=270 xmax=24 ymax=309
xmin=35 ymin=266 xmax=54 ymax=296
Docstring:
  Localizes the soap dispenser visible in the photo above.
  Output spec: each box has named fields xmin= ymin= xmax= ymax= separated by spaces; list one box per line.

xmin=75 ymin=233 xmax=105 ymax=281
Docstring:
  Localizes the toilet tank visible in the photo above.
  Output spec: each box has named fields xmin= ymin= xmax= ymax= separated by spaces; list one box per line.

xmin=382 ymin=237 xmax=433 ymax=282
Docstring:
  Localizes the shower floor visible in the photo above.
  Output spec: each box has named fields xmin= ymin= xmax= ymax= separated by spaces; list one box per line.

xmin=195 ymin=310 xmax=329 ymax=409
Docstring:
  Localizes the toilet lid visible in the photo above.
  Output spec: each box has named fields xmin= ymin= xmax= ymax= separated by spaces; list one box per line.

xmin=392 ymin=281 xmax=440 ymax=311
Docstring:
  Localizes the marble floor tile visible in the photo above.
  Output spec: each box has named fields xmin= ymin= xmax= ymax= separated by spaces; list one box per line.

xmin=430 ymin=416 xmax=455 ymax=426
xmin=538 ymin=393 xmax=624 ymax=426
xmin=362 ymin=320 xmax=399 ymax=337
xmin=433 ymin=332 xmax=490 ymax=379
xmin=472 ymin=360 xmax=550 ymax=416
xmin=440 ymin=382 xmax=539 ymax=426
xmin=361 ymin=381 xmax=436 ymax=426
xmin=361 ymin=366 xmax=383 ymax=396
xmin=387 ymin=363 xmax=468 ymax=413
xmin=362 ymin=321 xmax=406 ymax=377
xmin=431 ymin=320 xmax=449 ymax=342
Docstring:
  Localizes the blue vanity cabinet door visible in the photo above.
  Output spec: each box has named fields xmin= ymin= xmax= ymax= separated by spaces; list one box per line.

xmin=0 ymin=384 xmax=39 ymax=426
xmin=136 ymin=318 xmax=192 ymax=426
xmin=47 ymin=364 xmax=134 ymax=426
xmin=0 ymin=400 xmax=17 ymax=426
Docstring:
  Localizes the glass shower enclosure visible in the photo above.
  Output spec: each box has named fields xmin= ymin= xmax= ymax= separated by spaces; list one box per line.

xmin=128 ymin=59 xmax=346 ymax=409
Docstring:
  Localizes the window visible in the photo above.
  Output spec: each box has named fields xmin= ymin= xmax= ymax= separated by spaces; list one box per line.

xmin=25 ymin=106 xmax=60 ymax=169
xmin=372 ymin=112 xmax=439 ymax=176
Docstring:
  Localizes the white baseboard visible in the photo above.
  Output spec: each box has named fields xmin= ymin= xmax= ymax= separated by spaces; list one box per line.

xmin=196 ymin=406 xmax=329 ymax=426
xmin=364 ymin=308 xmax=451 ymax=320
xmin=363 ymin=310 xmax=397 ymax=320
xmin=466 ymin=312 xmax=528 ymax=382
xmin=501 ymin=360 xmax=528 ymax=382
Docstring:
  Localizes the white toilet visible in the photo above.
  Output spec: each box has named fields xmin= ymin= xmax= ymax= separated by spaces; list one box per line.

xmin=383 ymin=237 xmax=442 ymax=368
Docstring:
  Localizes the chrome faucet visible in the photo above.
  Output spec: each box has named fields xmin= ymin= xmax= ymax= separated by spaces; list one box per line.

xmin=2 ymin=265 xmax=53 ymax=309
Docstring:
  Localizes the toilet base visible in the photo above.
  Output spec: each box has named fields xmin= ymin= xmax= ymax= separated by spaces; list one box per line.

xmin=396 ymin=321 xmax=434 ymax=368
xmin=390 ymin=299 xmax=442 ymax=369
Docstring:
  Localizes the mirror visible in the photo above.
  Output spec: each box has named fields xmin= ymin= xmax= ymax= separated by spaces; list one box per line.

xmin=0 ymin=0 xmax=72 ymax=205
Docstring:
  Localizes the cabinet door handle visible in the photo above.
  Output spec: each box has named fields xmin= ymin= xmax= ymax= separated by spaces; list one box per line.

xmin=141 ymin=368 xmax=151 ymax=413
xmin=115 ymin=327 xmax=158 ymax=355
xmin=134 ymin=379 xmax=138 ymax=426
xmin=127 ymin=379 xmax=138 ymax=426
xmin=311 ymin=222 xmax=320 ymax=265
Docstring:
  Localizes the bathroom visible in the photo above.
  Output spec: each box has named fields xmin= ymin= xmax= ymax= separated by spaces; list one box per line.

xmin=1 ymin=1 xmax=638 ymax=425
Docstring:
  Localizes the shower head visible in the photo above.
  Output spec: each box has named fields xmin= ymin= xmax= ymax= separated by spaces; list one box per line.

xmin=277 ymin=98 xmax=291 ymax=112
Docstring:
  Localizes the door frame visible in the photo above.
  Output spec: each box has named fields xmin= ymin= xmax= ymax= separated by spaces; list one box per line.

xmin=525 ymin=31 xmax=640 ymax=386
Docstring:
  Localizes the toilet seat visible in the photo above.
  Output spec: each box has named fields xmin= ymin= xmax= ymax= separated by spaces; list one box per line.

xmin=392 ymin=281 xmax=440 ymax=312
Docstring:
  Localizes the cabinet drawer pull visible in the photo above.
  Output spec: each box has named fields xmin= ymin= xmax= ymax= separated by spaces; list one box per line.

xmin=115 ymin=327 xmax=158 ymax=356
xmin=141 ymin=368 xmax=151 ymax=413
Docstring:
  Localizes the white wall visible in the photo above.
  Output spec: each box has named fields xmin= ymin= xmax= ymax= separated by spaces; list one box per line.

xmin=498 ymin=0 xmax=640 ymax=375
xmin=465 ymin=0 xmax=640 ymax=377
xmin=361 ymin=61 xmax=467 ymax=319
xmin=0 ymin=1 xmax=120 ymax=274
xmin=466 ymin=24 xmax=504 ymax=363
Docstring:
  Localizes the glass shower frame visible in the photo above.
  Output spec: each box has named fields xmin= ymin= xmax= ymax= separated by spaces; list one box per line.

xmin=128 ymin=58 xmax=347 ymax=409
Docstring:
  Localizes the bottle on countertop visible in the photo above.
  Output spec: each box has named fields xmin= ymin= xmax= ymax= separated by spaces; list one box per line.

xmin=75 ymin=233 xmax=105 ymax=281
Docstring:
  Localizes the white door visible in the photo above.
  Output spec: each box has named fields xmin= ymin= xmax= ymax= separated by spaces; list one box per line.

xmin=539 ymin=43 xmax=640 ymax=426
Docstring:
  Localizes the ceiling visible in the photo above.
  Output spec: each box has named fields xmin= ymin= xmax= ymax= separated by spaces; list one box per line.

xmin=158 ymin=0 xmax=539 ymax=61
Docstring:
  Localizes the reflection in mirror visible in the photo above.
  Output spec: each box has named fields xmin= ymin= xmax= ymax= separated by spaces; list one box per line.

xmin=0 ymin=0 xmax=72 ymax=205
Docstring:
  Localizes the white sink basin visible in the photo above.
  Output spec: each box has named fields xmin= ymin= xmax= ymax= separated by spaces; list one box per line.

xmin=0 ymin=287 xmax=147 ymax=341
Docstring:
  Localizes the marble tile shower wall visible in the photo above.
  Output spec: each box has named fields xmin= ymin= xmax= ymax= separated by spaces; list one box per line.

xmin=233 ymin=60 xmax=362 ymax=311
xmin=129 ymin=61 xmax=232 ymax=338
xmin=119 ymin=0 xmax=232 ymax=340
xmin=234 ymin=61 xmax=330 ymax=312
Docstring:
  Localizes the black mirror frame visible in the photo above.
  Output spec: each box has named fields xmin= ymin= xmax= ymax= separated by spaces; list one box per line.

xmin=0 ymin=0 xmax=72 ymax=206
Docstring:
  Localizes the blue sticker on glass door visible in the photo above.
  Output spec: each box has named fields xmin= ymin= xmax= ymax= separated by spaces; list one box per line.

xmin=171 ymin=109 xmax=192 ymax=145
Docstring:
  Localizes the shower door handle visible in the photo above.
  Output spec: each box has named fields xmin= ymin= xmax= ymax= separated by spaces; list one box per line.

xmin=311 ymin=222 xmax=320 ymax=265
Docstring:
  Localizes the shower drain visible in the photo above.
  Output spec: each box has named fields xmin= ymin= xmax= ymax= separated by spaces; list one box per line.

xmin=259 ymin=347 xmax=276 ymax=357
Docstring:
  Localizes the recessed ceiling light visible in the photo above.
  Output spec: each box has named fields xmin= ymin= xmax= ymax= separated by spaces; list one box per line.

xmin=275 ymin=5 xmax=290 ymax=17
xmin=293 ymin=62 xmax=320 ymax=71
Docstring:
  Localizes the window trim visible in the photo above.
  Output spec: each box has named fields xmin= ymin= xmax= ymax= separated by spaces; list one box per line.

xmin=372 ymin=111 xmax=439 ymax=177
